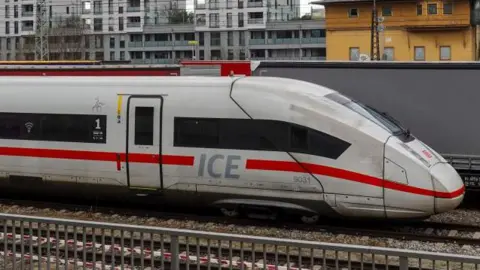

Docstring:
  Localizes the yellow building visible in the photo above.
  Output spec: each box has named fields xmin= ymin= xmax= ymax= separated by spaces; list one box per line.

xmin=313 ymin=0 xmax=476 ymax=61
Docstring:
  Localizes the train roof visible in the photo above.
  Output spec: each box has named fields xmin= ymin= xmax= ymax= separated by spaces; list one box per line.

xmin=0 ymin=76 xmax=337 ymax=98
xmin=233 ymin=76 xmax=337 ymax=97
xmin=0 ymin=76 xmax=234 ymax=87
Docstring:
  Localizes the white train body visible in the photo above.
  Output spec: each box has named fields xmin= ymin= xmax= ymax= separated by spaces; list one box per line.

xmin=0 ymin=76 xmax=465 ymax=220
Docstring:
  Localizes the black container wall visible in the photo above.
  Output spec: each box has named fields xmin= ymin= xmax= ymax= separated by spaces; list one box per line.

xmin=253 ymin=62 xmax=480 ymax=155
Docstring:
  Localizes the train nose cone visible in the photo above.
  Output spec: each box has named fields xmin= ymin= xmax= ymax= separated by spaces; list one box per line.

xmin=430 ymin=162 xmax=465 ymax=214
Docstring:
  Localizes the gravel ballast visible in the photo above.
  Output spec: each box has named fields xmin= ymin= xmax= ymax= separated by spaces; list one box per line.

xmin=0 ymin=204 xmax=479 ymax=257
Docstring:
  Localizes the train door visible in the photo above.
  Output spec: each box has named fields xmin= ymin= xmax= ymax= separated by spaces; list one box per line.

xmin=126 ymin=96 xmax=164 ymax=190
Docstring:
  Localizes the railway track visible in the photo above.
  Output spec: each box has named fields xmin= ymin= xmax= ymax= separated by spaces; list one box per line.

xmin=0 ymin=196 xmax=479 ymax=249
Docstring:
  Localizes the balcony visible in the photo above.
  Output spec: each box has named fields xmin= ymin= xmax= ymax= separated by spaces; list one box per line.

xmin=403 ymin=17 xmax=470 ymax=31
xmin=268 ymin=38 xmax=301 ymax=44
xmin=249 ymin=38 xmax=266 ymax=45
xmin=144 ymin=41 xmax=174 ymax=47
xmin=247 ymin=1 xmax=263 ymax=7
xmin=21 ymin=25 xmax=34 ymax=32
xmin=328 ymin=12 xmax=469 ymax=31
xmin=249 ymin=37 xmax=325 ymax=45
xmin=127 ymin=21 xmax=141 ymax=28
xmin=128 ymin=41 xmax=143 ymax=47
xmin=175 ymin=40 xmax=190 ymax=46
xmin=302 ymin=37 xmax=325 ymax=44
xmin=403 ymin=13 xmax=469 ymax=28
xmin=127 ymin=6 xmax=141 ymax=12
xmin=248 ymin=18 xmax=264 ymax=24
xmin=21 ymin=11 xmax=33 ymax=17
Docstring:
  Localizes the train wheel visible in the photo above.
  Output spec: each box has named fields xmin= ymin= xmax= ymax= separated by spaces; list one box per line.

xmin=300 ymin=214 xmax=319 ymax=224
xmin=220 ymin=207 xmax=240 ymax=218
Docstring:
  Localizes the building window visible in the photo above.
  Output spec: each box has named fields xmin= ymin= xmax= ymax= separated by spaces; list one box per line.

xmin=414 ymin=46 xmax=425 ymax=61
xmin=440 ymin=46 xmax=451 ymax=60
xmin=238 ymin=12 xmax=244 ymax=27
xmin=227 ymin=12 xmax=232 ymax=27
xmin=416 ymin=4 xmax=422 ymax=15
xmin=349 ymin=47 xmax=360 ymax=61
xmin=134 ymin=107 xmax=154 ymax=146
xmin=93 ymin=18 xmax=102 ymax=31
xmin=382 ymin=6 xmax=392 ymax=16
xmin=211 ymin=32 xmax=221 ymax=46
xmin=348 ymin=8 xmax=358 ymax=17
xmin=427 ymin=3 xmax=437 ymax=14
xmin=383 ymin=47 xmax=394 ymax=61
xmin=443 ymin=1 xmax=452 ymax=14
xmin=109 ymin=37 xmax=115 ymax=48
xmin=196 ymin=14 xmax=206 ymax=26
xmin=227 ymin=31 xmax=233 ymax=46
xmin=209 ymin=13 xmax=219 ymax=28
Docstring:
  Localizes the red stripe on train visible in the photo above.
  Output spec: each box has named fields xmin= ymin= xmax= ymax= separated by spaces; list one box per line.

xmin=0 ymin=147 xmax=194 ymax=166
xmin=0 ymin=147 xmax=465 ymax=199
xmin=245 ymin=159 xmax=465 ymax=199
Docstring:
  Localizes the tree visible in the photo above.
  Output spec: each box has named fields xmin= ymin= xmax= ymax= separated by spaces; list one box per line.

xmin=17 ymin=15 xmax=88 ymax=60
xmin=47 ymin=15 xmax=89 ymax=60
xmin=162 ymin=2 xmax=194 ymax=24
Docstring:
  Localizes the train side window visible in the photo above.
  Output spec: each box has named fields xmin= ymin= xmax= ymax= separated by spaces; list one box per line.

xmin=219 ymin=119 xmax=278 ymax=151
xmin=308 ymin=130 xmax=351 ymax=159
xmin=255 ymin=120 xmax=289 ymax=151
xmin=134 ymin=107 xmax=154 ymax=146
xmin=174 ymin=117 xmax=219 ymax=148
xmin=0 ymin=113 xmax=38 ymax=140
xmin=290 ymin=125 xmax=308 ymax=151
xmin=0 ymin=112 xmax=106 ymax=143
xmin=42 ymin=115 xmax=89 ymax=143
xmin=40 ymin=114 xmax=106 ymax=143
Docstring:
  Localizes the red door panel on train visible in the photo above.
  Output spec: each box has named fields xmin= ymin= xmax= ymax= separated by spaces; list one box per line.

xmin=126 ymin=97 xmax=164 ymax=189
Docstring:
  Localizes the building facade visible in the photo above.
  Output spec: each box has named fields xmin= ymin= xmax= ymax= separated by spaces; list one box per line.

xmin=316 ymin=0 xmax=476 ymax=61
xmin=0 ymin=0 xmax=326 ymax=61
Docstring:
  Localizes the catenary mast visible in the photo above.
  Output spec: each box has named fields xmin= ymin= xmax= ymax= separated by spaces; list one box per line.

xmin=35 ymin=0 xmax=49 ymax=60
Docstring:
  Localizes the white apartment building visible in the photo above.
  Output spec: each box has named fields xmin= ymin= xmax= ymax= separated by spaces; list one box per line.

xmin=194 ymin=0 xmax=300 ymax=30
xmin=0 ymin=0 xmax=325 ymax=61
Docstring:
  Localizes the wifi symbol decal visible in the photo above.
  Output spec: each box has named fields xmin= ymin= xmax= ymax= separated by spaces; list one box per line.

xmin=25 ymin=122 xmax=34 ymax=133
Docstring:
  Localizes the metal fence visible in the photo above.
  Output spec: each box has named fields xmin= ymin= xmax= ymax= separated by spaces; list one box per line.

xmin=0 ymin=213 xmax=478 ymax=270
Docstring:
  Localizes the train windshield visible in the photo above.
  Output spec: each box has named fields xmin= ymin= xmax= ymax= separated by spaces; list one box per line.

xmin=325 ymin=92 xmax=409 ymax=136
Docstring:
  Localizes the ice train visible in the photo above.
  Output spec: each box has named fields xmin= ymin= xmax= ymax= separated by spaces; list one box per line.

xmin=0 ymin=76 xmax=465 ymax=222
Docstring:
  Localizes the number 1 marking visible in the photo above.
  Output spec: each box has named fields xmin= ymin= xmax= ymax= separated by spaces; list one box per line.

xmin=95 ymin=118 xmax=101 ymax=130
